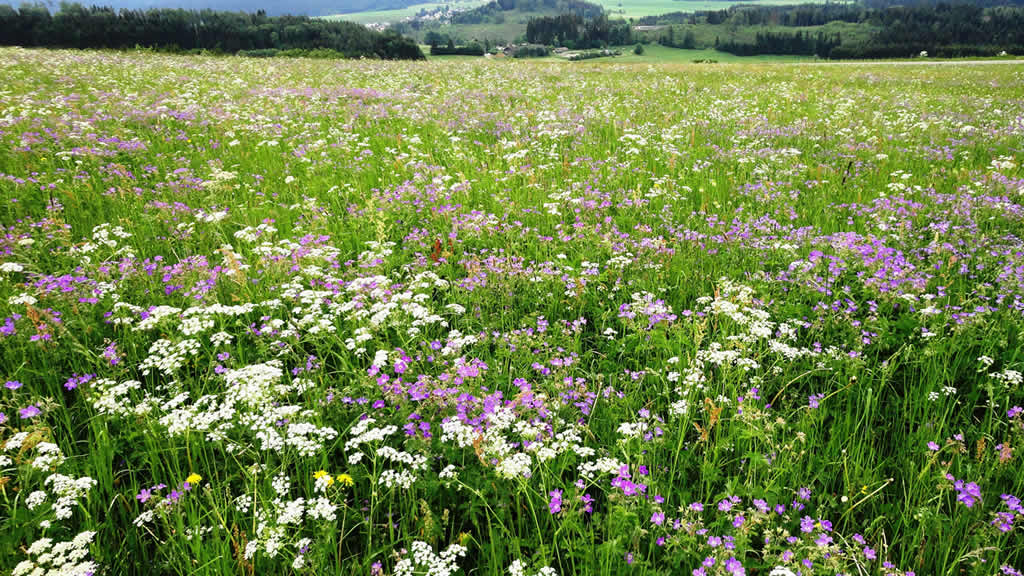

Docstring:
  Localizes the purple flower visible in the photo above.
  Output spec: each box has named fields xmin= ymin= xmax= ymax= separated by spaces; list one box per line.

xmin=19 ymin=404 xmax=40 ymax=419
xmin=136 ymin=488 xmax=152 ymax=503
xmin=724 ymin=557 xmax=745 ymax=576
xmin=863 ymin=547 xmax=877 ymax=560
xmin=548 ymin=490 xmax=563 ymax=514
xmin=651 ymin=511 xmax=665 ymax=526
xmin=732 ymin=515 xmax=745 ymax=528
xmin=717 ymin=495 xmax=739 ymax=512
xmin=800 ymin=516 xmax=815 ymax=533
xmin=4 ymin=380 xmax=22 ymax=390
xmin=927 ymin=441 xmax=940 ymax=451
xmin=808 ymin=393 xmax=824 ymax=409
xmin=1002 ymin=493 xmax=1022 ymax=513
xmin=952 ymin=478 xmax=982 ymax=508
xmin=625 ymin=552 xmax=633 ymax=565
xmin=797 ymin=486 xmax=812 ymax=501
xmin=689 ymin=502 xmax=704 ymax=512
xmin=103 ymin=342 xmax=121 ymax=365
xmin=580 ymin=493 xmax=594 ymax=514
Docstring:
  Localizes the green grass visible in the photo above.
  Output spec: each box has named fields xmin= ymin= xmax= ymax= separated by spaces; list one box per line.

xmin=0 ymin=47 xmax=1022 ymax=576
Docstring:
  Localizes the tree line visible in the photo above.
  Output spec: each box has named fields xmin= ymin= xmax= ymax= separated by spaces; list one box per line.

xmin=525 ymin=13 xmax=633 ymax=48
xmin=0 ymin=2 xmax=424 ymax=60
xmin=717 ymin=30 xmax=841 ymax=57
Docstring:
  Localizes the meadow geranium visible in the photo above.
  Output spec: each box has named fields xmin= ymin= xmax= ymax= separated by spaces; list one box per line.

xmin=548 ymin=490 xmax=563 ymax=514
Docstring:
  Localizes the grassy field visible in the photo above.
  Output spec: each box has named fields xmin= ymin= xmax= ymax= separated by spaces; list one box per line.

xmin=1 ymin=47 xmax=1023 ymax=576
xmin=595 ymin=0 xmax=836 ymax=19
xmin=634 ymin=20 xmax=876 ymax=50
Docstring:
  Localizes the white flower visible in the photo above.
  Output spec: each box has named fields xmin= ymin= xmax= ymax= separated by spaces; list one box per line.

xmin=26 ymin=491 xmax=47 ymax=510
xmin=8 ymin=292 xmax=36 ymax=306
xmin=395 ymin=541 xmax=467 ymax=576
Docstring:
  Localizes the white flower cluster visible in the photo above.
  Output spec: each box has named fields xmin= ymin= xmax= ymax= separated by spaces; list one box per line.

xmin=44 ymin=473 xmax=98 ymax=520
xmin=345 ymin=418 xmax=398 ymax=454
xmin=223 ymin=360 xmax=285 ymax=407
xmin=233 ymin=222 xmax=277 ymax=243
xmin=991 ymin=368 xmax=1023 ymax=387
xmin=90 ymin=378 xmax=156 ymax=418
xmin=394 ymin=541 xmax=467 ymax=576
xmin=138 ymin=338 xmax=200 ymax=375
xmin=578 ymin=457 xmax=625 ymax=480
xmin=5 ymin=435 xmax=97 ymax=522
xmin=509 ymin=559 xmax=558 ymax=576
xmin=32 ymin=442 xmax=67 ymax=470
xmin=441 ymin=418 xmax=478 ymax=448
xmin=72 ymin=223 xmax=133 ymax=262
xmin=12 ymin=532 xmax=97 ymax=576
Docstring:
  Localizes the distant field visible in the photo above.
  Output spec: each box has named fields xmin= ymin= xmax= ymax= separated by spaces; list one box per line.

xmin=595 ymin=0 xmax=836 ymax=19
xmin=636 ymin=20 xmax=876 ymax=48
xmin=329 ymin=0 xmax=836 ymax=23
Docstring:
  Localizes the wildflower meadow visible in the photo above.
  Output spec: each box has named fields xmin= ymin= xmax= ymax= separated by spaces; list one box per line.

xmin=0 ymin=48 xmax=1022 ymax=576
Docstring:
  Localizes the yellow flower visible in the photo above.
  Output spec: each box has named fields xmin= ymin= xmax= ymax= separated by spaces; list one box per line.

xmin=336 ymin=473 xmax=354 ymax=487
xmin=314 ymin=470 xmax=335 ymax=486
xmin=186 ymin=473 xmax=202 ymax=485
